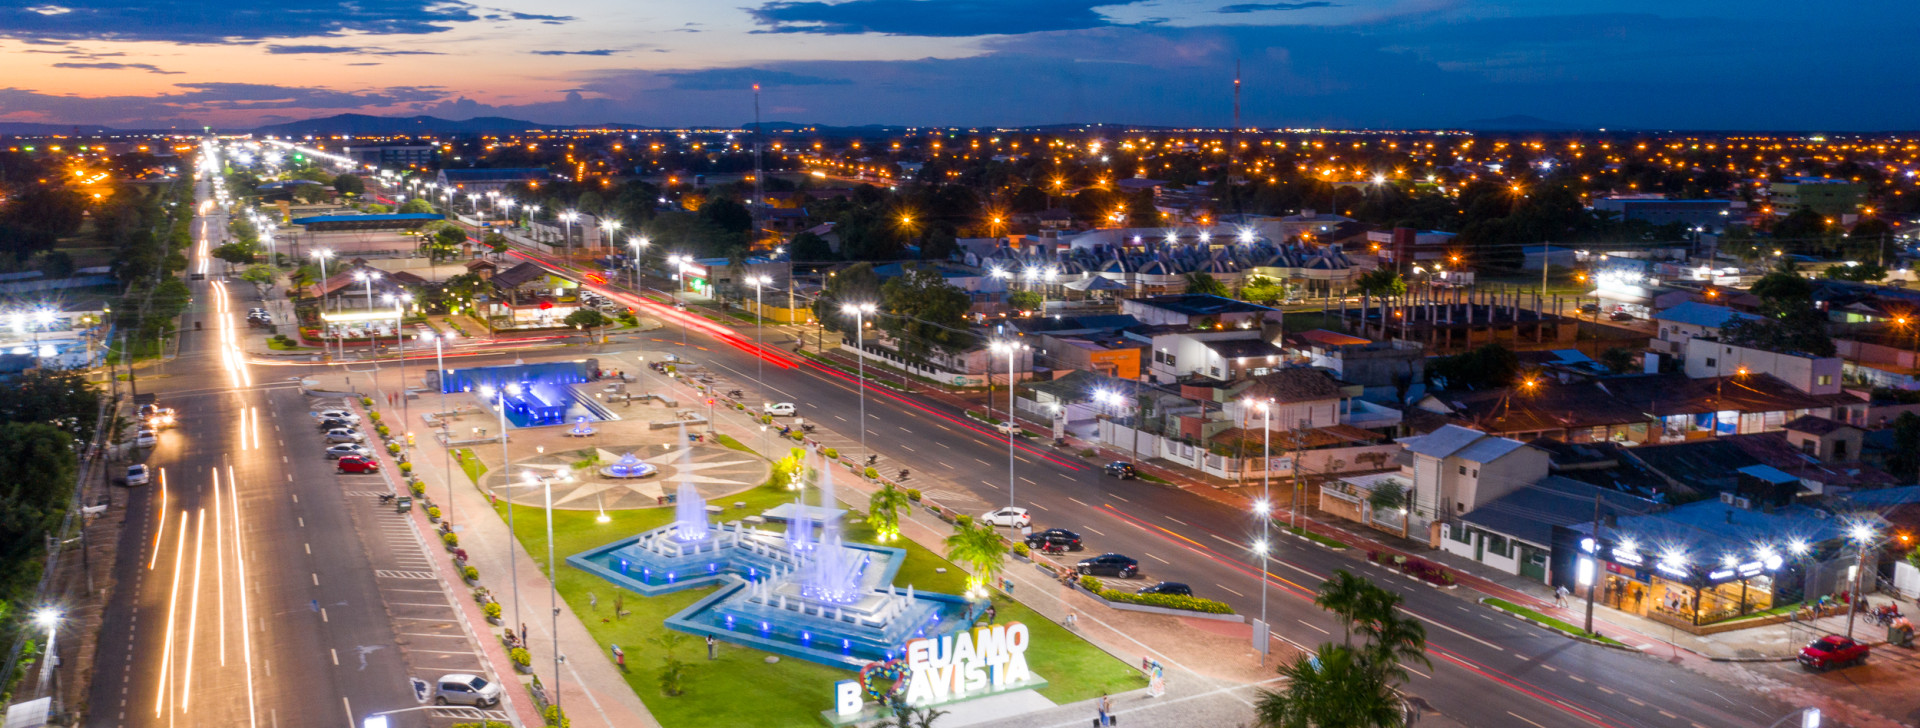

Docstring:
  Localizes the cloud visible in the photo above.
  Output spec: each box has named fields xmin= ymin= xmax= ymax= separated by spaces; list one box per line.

xmin=1215 ymin=1 xmax=1335 ymax=13
xmin=503 ymin=11 xmax=573 ymax=22
xmin=530 ymin=49 xmax=621 ymax=56
xmin=746 ymin=0 xmax=1149 ymax=36
xmin=1 ymin=0 xmax=481 ymax=42
xmin=52 ymin=61 xmax=181 ymax=74
xmin=655 ymin=67 xmax=851 ymax=90
xmin=266 ymin=44 xmax=444 ymax=55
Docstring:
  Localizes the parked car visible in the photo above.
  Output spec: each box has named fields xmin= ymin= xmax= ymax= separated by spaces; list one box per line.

xmin=1103 ymin=461 xmax=1137 ymax=479
xmin=317 ymin=418 xmax=356 ymax=431
xmin=315 ymin=410 xmax=360 ymax=423
xmin=993 ymin=422 xmax=1021 ymax=435
xmin=326 ymin=443 xmax=373 ymax=460
xmin=336 ymin=455 xmax=381 ymax=474
xmin=763 ymin=402 xmax=796 ymax=417
xmin=1076 ymin=553 xmax=1140 ymax=578
xmin=1138 ymin=581 xmax=1192 ymax=596
xmin=1798 ymin=635 xmax=1869 ymax=671
xmin=1609 ymin=311 xmax=1636 ymax=322
xmin=1025 ymin=528 xmax=1084 ymax=551
xmin=324 ymin=428 xmax=366 ymax=443
xmin=135 ymin=429 xmax=158 ymax=448
xmin=125 ymin=464 xmax=150 ymax=487
xmin=979 ymin=507 xmax=1031 ymax=528
xmin=434 ymin=674 xmax=502 ymax=707
xmin=1578 ymin=303 xmax=1601 ymax=314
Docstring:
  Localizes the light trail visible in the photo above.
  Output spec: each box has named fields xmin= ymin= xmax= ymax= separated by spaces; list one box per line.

xmin=214 ymin=469 xmax=225 ymax=665
xmin=156 ymin=516 xmax=187 ymax=717
xmin=150 ymin=468 xmax=168 ymax=570
xmin=182 ymin=508 xmax=206 ymax=711
xmin=228 ymin=464 xmax=258 ymax=728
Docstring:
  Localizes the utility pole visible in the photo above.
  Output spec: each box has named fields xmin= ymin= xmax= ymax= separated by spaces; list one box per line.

xmin=1289 ymin=419 xmax=1305 ymax=530
xmin=1583 ymin=491 xmax=1602 ymax=635
xmin=752 ymin=83 xmax=765 ymax=253
xmin=1231 ymin=59 xmax=1241 ymax=180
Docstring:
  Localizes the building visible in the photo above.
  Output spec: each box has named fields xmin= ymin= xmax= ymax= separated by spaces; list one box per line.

xmin=1121 ymin=294 xmax=1281 ymax=329
xmin=1420 ymin=371 xmax=1866 ymax=444
xmin=478 ymin=261 xmax=580 ymax=329
xmin=342 ymin=144 xmax=435 ymax=167
xmin=1325 ymin=425 xmax=1547 ymax=539
xmin=1769 ymin=178 xmax=1866 ymax=216
xmin=435 ymin=167 xmax=554 ymax=194
xmin=1284 ymin=329 xmax=1426 ymax=400
xmin=1593 ymin=196 xmax=1735 ymax=233
xmin=1650 ymin=301 xmax=1764 ymax=356
xmin=1139 ymin=329 xmax=1278 ymax=383
xmin=1521 ymin=245 xmax=1578 ymax=270
xmin=1682 ymin=340 xmax=1843 ymax=397
xmin=1441 ymin=475 xmax=1656 ymax=584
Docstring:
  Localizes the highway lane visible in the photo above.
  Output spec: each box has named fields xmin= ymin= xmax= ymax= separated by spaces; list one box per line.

xmin=547 ymin=282 xmax=1798 ymax=728
xmin=87 ymin=169 xmax=434 ymax=728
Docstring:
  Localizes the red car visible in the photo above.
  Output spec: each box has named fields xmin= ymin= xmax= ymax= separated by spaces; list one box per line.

xmin=1798 ymin=635 xmax=1869 ymax=671
xmin=337 ymin=455 xmax=381 ymax=474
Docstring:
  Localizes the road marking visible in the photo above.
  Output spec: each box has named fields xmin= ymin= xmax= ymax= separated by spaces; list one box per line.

xmin=311 ymin=573 xmax=319 ymax=586
xmin=1540 ymin=664 xmax=1557 ymax=672
xmin=1404 ymin=664 xmax=1430 ymax=679
xmin=1596 ymin=686 xmax=1616 ymax=695
xmin=298 ymin=517 xmax=305 ymax=528
xmin=304 ymin=543 xmax=311 ymax=555
xmin=1165 ymin=516 xmax=1187 ymax=525
xmin=1659 ymin=710 xmax=1678 ymax=719
xmin=1084 ymin=527 xmax=1106 ymax=536
xmin=901 ymin=446 xmax=914 ymax=452
xmin=1626 ymin=697 xmax=1645 ymax=707
xmin=975 ymin=458 xmax=992 ymax=466
xmin=1218 ymin=585 xmax=1245 ymax=597
xmin=1569 ymin=675 xmax=1586 ymax=683
xmin=937 ymin=442 xmax=951 ymax=449
xmin=398 ymin=632 xmax=471 ymax=639
xmin=375 ymin=570 xmax=440 ymax=580
xmin=321 ymin=608 xmax=328 ymax=623
xmin=1021 ymin=477 xmax=1037 ymax=485
xmin=1297 ymin=620 xmax=1329 ymax=635
xmin=391 ymin=602 xmax=456 ymax=608
xmin=1030 ymin=502 xmax=1049 ymax=511
xmin=940 ymin=461 xmax=955 ymax=469
xmin=291 ymin=494 xmax=298 ymax=503
xmin=1069 ymin=497 xmax=1092 ymax=508
xmin=1109 ymin=494 xmax=1129 ymax=503
xmin=1209 ymin=534 xmax=1236 ymax=546
xmin=898 ymin=426 xmax=911 ymax=433
xmin=1146 ymin=553 xmax=1170 ymax=564
xmin=394 ymin=617 xmax=462 ymax=623
xmin=330 ymin=649 xmax=339 ymax=666
xmin=1506 ymin=712 xmax=1547 ymax=728
xmin=1404 ymin=609 xmax=1504 ymax=651
xmin=833 ymin=415 xmax=847 ymax=422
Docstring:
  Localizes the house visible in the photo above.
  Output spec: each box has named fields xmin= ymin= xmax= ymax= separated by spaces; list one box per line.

xmin=1285 ymin=330 xmax=1426 ymax=399
xmin=1441 ymin=476 xmax=1657 ymax=584
xmin=1780 ymin=415 xmax=1863 ymax=462
xmin=478 ymin=262 xmax=580 ymax=329
xmin=1683 ymin=340 xmax=1843 ymax=398
xmin=1324 ymin=425 xmax=1547 ymax=538
xmin=1420 ymin=371 xmax=1866 ymax=444
xmin=1138 ymin=328 xmax=1276 ymax=384
xmin=1121 ymin=294 xmax=1281 ymax=329
xmin=1226 ymin=368 xmax=1348 ymax=431
xmin=1651 ymin=301 xmax=1764 ymax=356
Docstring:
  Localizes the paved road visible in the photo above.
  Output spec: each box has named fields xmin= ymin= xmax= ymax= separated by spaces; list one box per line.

xmin=464 ymin=257 xmax=1798 ymax=728
xmin=86 ymin=163 xmax=496 ymax=728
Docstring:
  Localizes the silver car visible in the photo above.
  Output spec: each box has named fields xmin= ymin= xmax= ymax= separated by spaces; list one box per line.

xmin=324 ymin=428 xmax=365 ymax=443
xmin=435 ymin=674 xmax=502 ymax=707
xmin=325 ymin=443 xmax=372 ymax=459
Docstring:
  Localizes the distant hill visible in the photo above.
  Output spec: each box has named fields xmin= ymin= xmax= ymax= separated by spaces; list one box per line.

xmin=248 ymin=114 xmax=562 ymax=136
xmin=1465 ymin=115 xmax=1580 ymax=131
xmin=0 ymin=122 xmax=119 ymax=135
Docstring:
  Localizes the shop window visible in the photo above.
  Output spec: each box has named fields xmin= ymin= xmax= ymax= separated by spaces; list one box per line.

xmin=1817 ymin=375 xmax=1832 ymax=386
xmin=1449 ymin=525 xmax=1472 ymax=544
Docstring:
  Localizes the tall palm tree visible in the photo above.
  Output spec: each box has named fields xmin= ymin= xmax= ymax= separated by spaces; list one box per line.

xmin=1359 ymin=609 xmax=1430 ymax=684
xmin=1314 ymin=570 xmax=1372 ymax=645
xmin=868 ymin=482 xmax=911 ymax=542
xmin=943 ymin=521 xmax=1009 ymax=592
xmin=1254 ymin=644 xmax=1403 ymax=728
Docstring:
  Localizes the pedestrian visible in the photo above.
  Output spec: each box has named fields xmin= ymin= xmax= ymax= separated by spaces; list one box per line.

xmin=1063 ymin=612 xmax=1078 ymax=630
xmin=1096 ymin=692 xmax=1111 ymax=726
xmin=706 ymin=635 xmax=717 ymax=661
xmin=521 ymin=623 xmax=529 ymax=649
xmin=1554 ymin=584 xmax=1570 ymax=608
xmin=984 ymin=605 xmax=997 ymax=626
xmin=611 ymin=644 xmax=626 ymax=670
xmin=589 ymin=591 xmax=598 ymax=611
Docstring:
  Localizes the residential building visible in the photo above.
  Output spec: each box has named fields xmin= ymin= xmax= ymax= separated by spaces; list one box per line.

xmin=478 ymin=261 xmax=580 ymax=329
xmin=1441 ymin=475 xmax=1656 ymax=584
xmin=1683 ymin=340 xmax=1843 ymax=396
xmin=1325 ymin=425 xmax=1547 ymax=539
xmin=1139 ymin=329 xmax=1278 ymax=383
xmin=1651 ymin=302 xmax=1764 ymax=356
xmin=1285 ymin=330 xmax=1426 ymax=399
xmin=1769 ymin=178 xmax=1866 ymax=216
xmin=1121 ymin=294 xmax=1281 ymax=329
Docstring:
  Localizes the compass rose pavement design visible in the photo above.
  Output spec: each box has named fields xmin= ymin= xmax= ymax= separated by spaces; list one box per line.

xmin=481 ymin=444 xmax=769 ymax=510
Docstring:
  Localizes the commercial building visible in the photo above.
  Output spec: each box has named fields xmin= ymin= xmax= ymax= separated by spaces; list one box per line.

xmin=435 ymin=167 xmax=554 ymax=194
xmin=1593 ymin=196 xmax=1735 ymax=232
xmin=1121 ymin=294 xmax=1281 ymax=329
xmin=342 ymin=144 xmax=436 ymax=167
xmin=1769 ymin=178 xmax=1865 ymax=216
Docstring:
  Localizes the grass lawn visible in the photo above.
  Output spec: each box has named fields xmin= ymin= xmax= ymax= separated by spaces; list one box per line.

xmin=1483 ymin=598 xmax=1626 ymax=647
xmin=1286 ymin=526 xmax=1350 ymax=550
xmin=1281 ymin=311 xmax=1349 ymax=334
xmin=492 ymin=479 xmax=1143 ymax=727
xmin=453 ymin=448 xmax=488 ymax=483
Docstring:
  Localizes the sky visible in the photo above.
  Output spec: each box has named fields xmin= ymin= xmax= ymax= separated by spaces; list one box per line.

xmin=2 ymin=0 xmax=1916 ymax=131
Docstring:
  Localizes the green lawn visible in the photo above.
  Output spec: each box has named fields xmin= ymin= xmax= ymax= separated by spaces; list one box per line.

xmin=1286 ymin=526 xmax=1350 ymax=550
xmin=453 ymin=448 xmax=488 ymax=483
xmin=1483 ymin=598 xmax=1626 ymax=647
xmin=492 ymin=479 xmax=1142 ymax=727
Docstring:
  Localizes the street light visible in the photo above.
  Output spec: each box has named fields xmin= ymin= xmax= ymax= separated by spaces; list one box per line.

xmin=598 ymin=219 xmax=622 ymax=258
xmin=527 ymin=466 xmax=568 ymax=711
xmin=482 ymin=383 xmax=522 ymax=635
xmin=1247 ymin=397 xmax=1273 ymax=665
xmin=841 ymin=302 xmax=877 ymax=461
xmin=628 ymin=236 xmax=650 ymax=289
xmin=747 ymin=274 xmax=773 ymax=396
xmin=1844 ymin=521 xmax=1877 ymax=641
xmin=989 ymin=340 xmax=1026 ymax=511
xmin=559 ymin=210 xmax=579 ymax=258
xmin=33 ymin=607 xmax=60 ymax=701
xmin=311 ymin=248 xmax=334 ymax=312
xmin=424 ymin=331 xmax=453 ymax=529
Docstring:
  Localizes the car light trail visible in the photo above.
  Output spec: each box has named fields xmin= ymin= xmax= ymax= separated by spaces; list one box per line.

xmin=182 ymin=507 xmax=206 ymax=711
xmin=156 ymin=516 xmax=187 ymax=717
xmin=214 ymin=470 xmax=225 ymax=665
xmin=229 ymin=464 xmax=257 ymax=728
xmin=150 ymin=468 xmax=168 ymax=570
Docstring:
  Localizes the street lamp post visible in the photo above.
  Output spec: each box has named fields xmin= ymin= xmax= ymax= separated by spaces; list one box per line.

xmin=1247 ymin=399 xmax=1273 ymax=664
xmin=560 ymin=210 xmax=579 ymax=260
xmin=1844 ymin=522 xmax=1876 ymax=641
xmin=628 ymin=237 xmax=650 ymax=290
xmin=427 ymin=332 xmax=453 ymax=529
xmin=748 ymin=274 xmax=772 ymax=395
xmin=841 ymin=302 xmax=877 ymax=461
xmin=33 ymin=607 xmax=60 ymax=703
xmin=528 ymin=468 xmax=566 ymax=711
xmin=990 ymin=340 xmax=1025 ymax=510
xmin=598 ymin=220 xmax=621 ymax=264
xmin=485 ymin=384 xmax=522 ymax=634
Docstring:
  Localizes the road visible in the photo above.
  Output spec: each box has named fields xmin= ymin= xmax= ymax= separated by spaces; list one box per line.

xmin=86 ymin=162 xmax=499 ymax=728
xmin=488 ymin=260 xmax=1801 ymax=728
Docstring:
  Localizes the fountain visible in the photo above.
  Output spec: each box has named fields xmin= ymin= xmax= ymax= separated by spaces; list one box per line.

xmin=673 ymin=436 xmax=710 ymax=542
xmin=598 ymin=452 xmax=658 ymax=479
xmin=568 ymin=415 xmax=597 ymax=437
xmin=568 ymin=453 xmax=981 ymax=668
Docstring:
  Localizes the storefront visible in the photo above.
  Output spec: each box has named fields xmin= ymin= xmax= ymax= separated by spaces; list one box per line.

xmin=1577 ymin=538 xmax=1788 ymax=628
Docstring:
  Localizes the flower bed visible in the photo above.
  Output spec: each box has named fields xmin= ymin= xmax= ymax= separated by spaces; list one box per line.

xmin=1368 ymin=550 xmax=1457 ymax=586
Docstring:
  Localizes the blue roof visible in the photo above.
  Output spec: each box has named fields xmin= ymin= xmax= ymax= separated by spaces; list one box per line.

xmin=1831 ymin=484 xmax=1920 ymax=508
xmin=1461 ymin=476 xmax=1657 ymax=547
xmin=1570 ymin=499 xmax=1848 ymax=561
xmin=290 ymin=213 xmax=446 ymax=225
xmin=1654 ymin=301 xmax=1763 ymax=330
xmin=1735 ymin=464 xmax=1799 ymax=485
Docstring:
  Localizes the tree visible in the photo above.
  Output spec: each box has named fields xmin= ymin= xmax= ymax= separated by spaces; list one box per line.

xmin=1184 ymin=272 xmax=1230 ymax=297
xmin=1598 ymin=347 xmax=1636 ymax=374
xmin=1314 ymin=570 xmax=1373 ymax=644
xmin=482 ymin=231 xmax=510 ymax=258
xmin=891 ymin=705 xmax=949 ymax=728
xmin=331 ymin=173 xmax=364 ymax=196
xmin=942 ymin=521 xmax=1009 ymax=594
xmin=790 ymin=231 xmax=836 ymax=262
xmin=1888 ymin=413 xmax=1920 ymax=480
xmin=879 ymin=264 xmax=976 ymax=365
xmin=868 ymin=482 xmax=911 ymax=542
xmin=0 ymin=423 xmax=80 ymax=595
xmin=1254 ymin=644 xmax=1404 ymax=728
xmin=1823 ymin=262 xmax=1887 ymax=282
xmin=1722 ymin=269 xmax=1834 ymax=357
xmin=1006 ymin=290 xmax=1043 ymax=312
xmin=1354 ymin=268 xmax=1407 ymax=299
xmin=563 ymin=308 xmax=613 ymax=344
xmin=1426 ymin=343 xmax=1519 ymax=390
xmin=398 ymin=197 xmax=436 ymax=214
xmin=814 ymin=262 xmax=882 ymax=334
xmin=35 ymin=250 xmax=75 ymax=279
xmin=1770 ymin=208 xmax=1829 ymax=248
xmin=1240 ymin=275 xmax=1287 ymax=305
xmin=211 ymin=242 xmax=255 ymax=269
xmin=240 ymin=265 xmax=276 ymax=293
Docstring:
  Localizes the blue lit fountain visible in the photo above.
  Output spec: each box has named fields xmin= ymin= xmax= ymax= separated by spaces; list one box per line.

xmin=567 ymin=453 xmax=980 ymax=668
xmin=598 ymin=452 xmax=658 ymax=479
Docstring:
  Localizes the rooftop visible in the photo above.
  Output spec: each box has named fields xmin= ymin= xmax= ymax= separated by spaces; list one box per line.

xmin=1239 ymin=367 xmax=1345 ymax=403
xmin=1399 ymin=424 xmax=1493 ymax=459
xmin=1461 ymin=475 xmax=1658 ymax=547
xmin=1129 ymin=294 xmax=1276 ymax=317
xmin=290 ymin=212 xmax=445 ymax=226
xmin=439 ymin=167 xmax=551 ymax=182
xmin=1653 ymin=301 xmax=1763 ymax=330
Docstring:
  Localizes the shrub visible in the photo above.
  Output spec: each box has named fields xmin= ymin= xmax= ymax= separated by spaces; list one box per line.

xmin=399 ymin=462 xmax=413 ymax=474
xmin=369 ymin=411 xmax=382 ymax=423
xmin=864 ymin=466 xmax=879 ymax=480
xmin=387 ymin=442 xmax=402 ymax=455
xmin=1079 ymin=448 xmax=1097 ymax=457
xmin=361 ymin=396 xmax=374 ymax=406
xmin=759 ymin=414 xmax=773 ymax=425
xmin=907 ymin=489 xmax=922 ymax=502
xmin=954 ymin=514 xmax=973 ymax=528
xmin=510 ymin=647 xmax=531 ymax=665
xmin=1079 ymin=575 xmax=1102 ymax=592
xmin=482 ymin=602 xmax=501 ymax=619
xmin=427 ymin=506 xmax=441 ymax=519
xmin=1012 ymin=542 xmax=1030 ymax=556
xmin=822 ymin=447 xmax=839 ymax=460
xmin=442 ymin=532 xmax=459 ymax=547
xmin=377 ymin=423 xmax=391 ymax=437
xmin=463 ymin=565 xmax=479 ymax=581
xmin=543 ymin=704 xmax=571 ymax=727
xmin=409 ymin=481 xmax=426 ymax=496
xmin=1096 ymin=590 xmax=1236 ymax=615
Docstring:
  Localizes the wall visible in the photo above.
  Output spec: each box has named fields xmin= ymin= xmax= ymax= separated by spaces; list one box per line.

xmin=746 ymin=300 xmax=815 ymax=325
xmin=1453 ymin=447 xmax=1549 ymax=513
xmin=1684 ymin=339 xmax=1843 ymax=395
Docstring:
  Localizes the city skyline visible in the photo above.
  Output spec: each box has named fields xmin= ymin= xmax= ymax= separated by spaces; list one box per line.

xmin=4 ymin=0 xmax=1916 ymax=131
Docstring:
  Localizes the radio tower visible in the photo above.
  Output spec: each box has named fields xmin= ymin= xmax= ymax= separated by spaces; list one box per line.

xmin=752 ymin=84 xmax=765 ymax=250
xmin=1231 ymin=59 xmax=1241 ymax=180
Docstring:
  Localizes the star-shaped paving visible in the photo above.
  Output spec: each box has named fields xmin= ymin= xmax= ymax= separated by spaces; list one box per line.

xmin=487 ymin=444 xmax=768 ymax=510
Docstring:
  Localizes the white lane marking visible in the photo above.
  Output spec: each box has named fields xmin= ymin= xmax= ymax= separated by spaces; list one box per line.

xmin=1145 ymin=553 xmax=1170 ymax=565
xmin=1084 ymin=527 xmax=1106 ymax=536
xmin=1165 ymin=516 xmax=1187 ymax=525
xmin=1068 ymin=497 xmax=1092 ymax=508
xmin=1506 ymin=712 xmax=1547 ymax=728
xmin=1297 ymin=620 xmax=1329 ymax=635
xmin=1217 ymin=585 xmax=1245 ymax=597
xmin=1109 ymin=494 xmax=1129 ymax=503
xmin=1404 ymin=608 xmax=1504 ymax=651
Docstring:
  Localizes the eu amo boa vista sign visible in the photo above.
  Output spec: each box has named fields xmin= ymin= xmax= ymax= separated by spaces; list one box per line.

xmin=833 ymin=622 xmax=1047 ymax=720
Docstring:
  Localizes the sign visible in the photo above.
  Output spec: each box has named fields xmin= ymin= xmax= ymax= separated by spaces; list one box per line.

xmin=834 ymin=680 xmax=862 ymax=717
xmin=901 ymin=622 xmax=1032 ymax=706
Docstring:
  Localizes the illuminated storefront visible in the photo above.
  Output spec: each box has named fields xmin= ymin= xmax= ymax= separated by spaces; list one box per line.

xmin=1573 ymin=535 xmax=1793 ymax=628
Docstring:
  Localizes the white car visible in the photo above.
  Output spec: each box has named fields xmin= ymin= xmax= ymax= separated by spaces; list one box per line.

xmin=980 ymin=507 xmax=1032 ymax=528
xmin=324 ymin=428 xmax=366 ymax=443
xmin=993 ymin=422 xmax=1021 ymax=435
xmin=315 ymin=410 xmax=360 ymax=424
xmin=135 ymin=429 xmax=158 ymax=448
xmin=763 ymin=402 xmax=796 ymax=417
xmin=125 ymin=464 xmax=150 ymax=487
xmin=434 ymin=673 xmax=502 ymax=707
xmin=325 ymin=443 xmax=373 ymax=459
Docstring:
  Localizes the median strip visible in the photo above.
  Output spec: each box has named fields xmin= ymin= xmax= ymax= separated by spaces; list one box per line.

xmin=1481 ymin=598 xmax=1630 ymax=648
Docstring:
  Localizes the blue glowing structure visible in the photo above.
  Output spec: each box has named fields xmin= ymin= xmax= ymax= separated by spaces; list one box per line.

xmin=443 ymin=361 xmax=617 ymax=428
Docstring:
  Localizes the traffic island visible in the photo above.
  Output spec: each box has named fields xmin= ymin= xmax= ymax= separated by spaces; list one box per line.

xmin=1481 ymin=598 xmax=1633 ymax=649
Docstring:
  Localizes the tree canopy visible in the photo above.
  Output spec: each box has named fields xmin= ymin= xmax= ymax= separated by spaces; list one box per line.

xmin=879 ymin=264 xmax=977 ymax=364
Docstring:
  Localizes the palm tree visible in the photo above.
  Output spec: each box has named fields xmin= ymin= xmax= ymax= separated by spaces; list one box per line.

xmin=892 ymin=705 xmax=948 ymax=728
xmin=1254 ymin=643 xmax=1404 ymax=728
xmin=942 ymin=521 xmax=1009 ymax=593
xmin=868 ymin=482 xmax=911 ymax=543
xmin=1358 ymin=608 xmax=1430 ymax=683
xmin=1314 ymin=570 xmax=1372 ymax=645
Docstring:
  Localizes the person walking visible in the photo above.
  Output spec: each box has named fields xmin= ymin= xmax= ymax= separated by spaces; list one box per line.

xmin=1096 ymin=692 xmax=1112 ymax=726
xmin=706 ymin=635 xmax=718 ymax=661
xmin=1554 ymin=584 xmax=1571 ymax=609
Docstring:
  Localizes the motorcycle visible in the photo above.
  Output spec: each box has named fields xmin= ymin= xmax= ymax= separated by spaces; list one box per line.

xmin=379 ymin=493 xmax=397 ymax=505
xmin=727 ymin=389 xmax=743 ymax=399
xmin=799 ymin=423 xmax=815 ymax=433
xmin=897 ymin=469 xmax=910 ymax=481
xmin=1039 ymin=542 xmax=1066 ymax=556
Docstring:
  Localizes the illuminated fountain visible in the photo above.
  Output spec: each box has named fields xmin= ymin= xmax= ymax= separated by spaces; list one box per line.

xmin=568 ymin=415 xmax=597 ymax=437
xmin=598 ymin=452 xmax=658 ymax=479
xmin=568 ymin=454 xmax=980 ymax=668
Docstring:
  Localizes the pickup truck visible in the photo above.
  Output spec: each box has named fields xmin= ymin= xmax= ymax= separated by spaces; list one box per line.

xmin=1798 ymin=635 xmax=1869 ymax=671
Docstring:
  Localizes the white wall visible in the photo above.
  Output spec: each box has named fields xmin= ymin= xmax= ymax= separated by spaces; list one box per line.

xmin=1684 ymin=339 xmax=1843 ymax=395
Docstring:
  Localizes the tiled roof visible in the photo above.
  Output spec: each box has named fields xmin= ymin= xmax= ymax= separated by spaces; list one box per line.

xmin=1241 ymin=367 xmax=1344 ymax=403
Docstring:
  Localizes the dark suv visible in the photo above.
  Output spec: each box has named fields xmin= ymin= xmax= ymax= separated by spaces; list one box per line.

xmin=1138 ymin=581 xmax=1192 ymax=596
xmin=1025 ymin=528 xmax=1084 ymax=552
xmin=1104 ymin=461 xmax=1137 ymax=479
xmin=1077 ymin=553 xmax=1140 ymax=578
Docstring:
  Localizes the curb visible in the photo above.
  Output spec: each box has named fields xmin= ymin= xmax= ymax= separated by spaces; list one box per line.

xmin=1070 ymin=582 xmax=1246 ymax=623
xmin=1477 ymin=598 xmax=1642 ymax=653
xmin=1280 ymin=529 xmax=1349 ymax=552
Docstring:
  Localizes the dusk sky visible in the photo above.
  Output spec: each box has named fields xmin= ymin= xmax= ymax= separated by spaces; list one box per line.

xmin=3 ymin=0 xmax=1914 ymax=131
